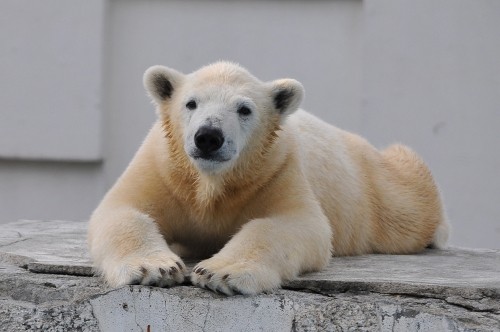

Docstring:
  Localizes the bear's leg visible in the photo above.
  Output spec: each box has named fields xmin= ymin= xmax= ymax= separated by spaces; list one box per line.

xmin=88 ymin=207 xmax=187 ymax=287
xmin=190 ymin=213 xmax=332 ymax=295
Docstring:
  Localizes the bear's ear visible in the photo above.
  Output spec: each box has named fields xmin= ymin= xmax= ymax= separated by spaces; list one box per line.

xmin=143 ymin=65 xmax=185 ymax=104
xmin=268 ymin=79 xmax=304 ymax=116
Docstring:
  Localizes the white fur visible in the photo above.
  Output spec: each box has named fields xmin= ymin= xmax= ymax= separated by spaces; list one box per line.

xmin=182 ymin=87 xmax=259 ymax=174
xmin=88 ymin=62 xmax=448 ymax=295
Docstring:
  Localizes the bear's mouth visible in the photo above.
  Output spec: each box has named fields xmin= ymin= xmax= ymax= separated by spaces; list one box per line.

xmin=185 ymin=138 xmax=237 ymax=173
xmin=189 ymin=151 xmax=234 ymax=173
xmin=191 ymin=151 xmax=231 ymax=163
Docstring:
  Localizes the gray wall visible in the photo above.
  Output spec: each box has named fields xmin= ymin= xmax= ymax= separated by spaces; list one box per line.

xmin=1 ymin=0 xmax=498 ymax=249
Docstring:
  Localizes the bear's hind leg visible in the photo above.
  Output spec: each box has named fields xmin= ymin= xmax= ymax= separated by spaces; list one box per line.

xmin=371 ymin=144 xmax=448 ymax=253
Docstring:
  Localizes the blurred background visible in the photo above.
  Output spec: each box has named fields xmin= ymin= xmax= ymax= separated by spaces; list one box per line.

xmin=0 ymin=0 xmax=498 ymax=249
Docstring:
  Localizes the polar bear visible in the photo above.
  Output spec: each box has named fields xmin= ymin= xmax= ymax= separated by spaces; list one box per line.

xmin=88 ymin=61 xmax=449 ymax=295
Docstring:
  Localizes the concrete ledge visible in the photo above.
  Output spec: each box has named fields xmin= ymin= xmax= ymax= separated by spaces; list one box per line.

xmin=1 ymin=220 xmax=499 ymax=331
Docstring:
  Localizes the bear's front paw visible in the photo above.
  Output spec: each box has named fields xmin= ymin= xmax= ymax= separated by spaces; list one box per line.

xmin=102 ymin=252 xmax=187 ymax=288
xmin=190 ymin=258 xmax=281 ymax=295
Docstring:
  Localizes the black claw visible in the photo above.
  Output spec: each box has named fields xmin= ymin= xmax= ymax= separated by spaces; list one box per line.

xmin=159 ymin=268 xmax=167 ymax=276
xmin=175 ymin=261 xmax=183 ymax=270
xmin=129 ymin=278 xmax=141 ymax=285
xmin=199 ymin=268 xmax=207 ymax=275
xmin=140 ymin=266 xmax=147 ymax=275
xmin=215 ymin=287 xmax=229 ymax=296
xmin=207 ymin=284 xmax=218 ymax=293
xmin=222 ymin=274 xmax=230 ymax=281
xmin=230 ymin=287 xmax=243 ymax=295
xmin=193 ymin=266 xmax=201 ymax=273
xmin=169 ymin=266 xmax=178 ymax=274
xmin=207 ymin=273 xmax=214 ymax=280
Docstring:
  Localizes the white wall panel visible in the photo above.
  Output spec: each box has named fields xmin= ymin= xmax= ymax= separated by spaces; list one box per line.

xmin=0 ymin=0 xmax=105 ymax=161
xmin=103 ymin=0 xmax=363 ymax=186
xmin=0 ymin=0 xmax=498 ymax=249
xmin=362 ymin=0 xmax=500 ymax=247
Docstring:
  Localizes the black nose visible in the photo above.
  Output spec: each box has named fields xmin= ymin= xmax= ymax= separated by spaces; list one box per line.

xmin=194 ymin=127 xmax=224 ymax=154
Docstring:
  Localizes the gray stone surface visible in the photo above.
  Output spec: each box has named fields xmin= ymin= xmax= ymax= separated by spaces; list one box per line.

xmin=0 ymin=220 xmax=499 ymax=331
xmin=0 ymin=220 xmax=92 ymax=273
xmin=287 ymin=248 xmax=500 ymax=313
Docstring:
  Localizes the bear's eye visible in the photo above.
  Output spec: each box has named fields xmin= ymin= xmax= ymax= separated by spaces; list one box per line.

xmin=237 ymin=105 xmax=252 ymax=116
xmin=186 ymin=100 xmax=197 ymax=110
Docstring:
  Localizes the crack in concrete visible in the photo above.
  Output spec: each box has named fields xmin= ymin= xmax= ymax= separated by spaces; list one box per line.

xmin=242 ymin=299 xmax=261 ymax=332
xmin=177 ymin=296 xmax=204 ymax=330
xmin=132 ymin=288 xmax=144 ymax=332
xmin=202 ymin=298 xmax=212 ymax=332
xmin=290 ymin=298 xmax=298 ymax=332
xmin=374 ymin=291 xmax=499 ymax=315
xmin=442 ymin=299 xmax=499 ymax=315
xmin=0 ymin=237 xmax=30 ymax=248
xmin=88 ymin=297 xmax=104 ymax=331
xmin=282 ymin=285 xmax=499 ymax=315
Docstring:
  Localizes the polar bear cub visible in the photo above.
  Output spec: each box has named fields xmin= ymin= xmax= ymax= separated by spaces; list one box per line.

xmin=88 ymin=62 xmax=449 ymax=295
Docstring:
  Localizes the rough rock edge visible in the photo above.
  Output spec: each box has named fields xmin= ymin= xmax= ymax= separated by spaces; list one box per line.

xmin=284 ymin=279 xmax=500 ymax=314
xmin=1 ymin=269 xmax=499 ymax=332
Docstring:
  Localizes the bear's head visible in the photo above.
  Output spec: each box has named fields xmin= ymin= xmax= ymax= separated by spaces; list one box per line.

xmin=143 ymin=62 xmax=304 ymax=175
